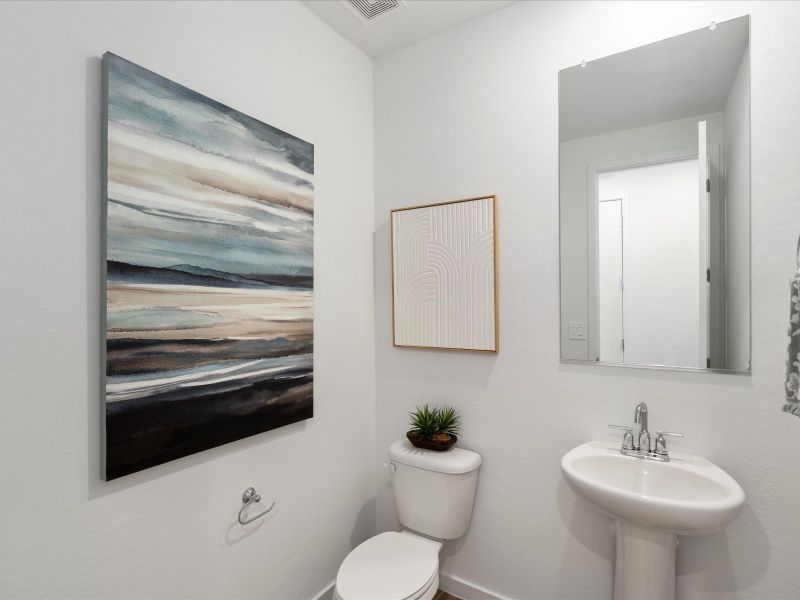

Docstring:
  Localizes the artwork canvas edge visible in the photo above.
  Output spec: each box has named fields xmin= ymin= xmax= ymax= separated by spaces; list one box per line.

xmin=101 ymin=52 xmax=110 ymax=480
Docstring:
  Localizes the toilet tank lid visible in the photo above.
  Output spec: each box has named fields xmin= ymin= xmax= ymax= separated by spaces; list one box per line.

xmin=389 ymin=439 xmax=481 ymax=474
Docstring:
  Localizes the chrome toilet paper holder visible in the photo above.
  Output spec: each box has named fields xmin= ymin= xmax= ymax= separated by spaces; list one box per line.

xmin=237 ymin=487 xmax=275 ymax=525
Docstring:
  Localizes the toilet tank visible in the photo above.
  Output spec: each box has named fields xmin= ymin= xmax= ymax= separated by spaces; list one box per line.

xmin=388 ymin=439 xmax=482 ymax=540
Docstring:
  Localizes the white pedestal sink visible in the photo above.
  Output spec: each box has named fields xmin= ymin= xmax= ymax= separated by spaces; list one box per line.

xmin=561 ymin=441 xmax=745 ymax=600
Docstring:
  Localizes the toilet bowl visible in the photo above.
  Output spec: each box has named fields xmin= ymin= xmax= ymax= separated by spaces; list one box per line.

xmin=333 ymin=440 xmax=481 ymax=600
xmin=333 ymin=531 xmax=441 ymax=600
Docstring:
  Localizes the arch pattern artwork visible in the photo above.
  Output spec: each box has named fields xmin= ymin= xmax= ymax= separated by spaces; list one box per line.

xmin=391 ymin=196 xmax=498 ymax=352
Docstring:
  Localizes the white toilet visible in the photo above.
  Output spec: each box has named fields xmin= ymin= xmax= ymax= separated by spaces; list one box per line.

xmin=333 ymin=439 xmax=482 ymax=600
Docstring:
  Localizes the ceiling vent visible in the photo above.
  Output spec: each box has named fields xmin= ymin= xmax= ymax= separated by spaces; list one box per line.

xmin=342 ymin=0 xmax=405 ymax=23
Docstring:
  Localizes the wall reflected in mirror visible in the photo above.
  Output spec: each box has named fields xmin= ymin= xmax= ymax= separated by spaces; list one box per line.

xmin=559 ymin=16 xmax=750 ymax=373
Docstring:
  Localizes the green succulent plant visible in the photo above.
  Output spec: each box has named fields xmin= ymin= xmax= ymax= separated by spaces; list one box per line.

xmin=435 ymin=405 xmax=461 ymax=436
xmin=409 ymin=404 xmax=439 ymax=437
xmin=409 ymin=404 xmax=462 ymax=438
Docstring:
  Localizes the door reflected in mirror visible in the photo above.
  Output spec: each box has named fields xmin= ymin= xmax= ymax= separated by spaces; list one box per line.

xmin=559 ymin=16 xmax=750 ymax=373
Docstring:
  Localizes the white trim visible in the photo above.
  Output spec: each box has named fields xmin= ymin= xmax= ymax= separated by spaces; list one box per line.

xmin=439 ymin=571 xmax=513 ymax=600
xmin=698 ymin=120 xmax=710 ymax=369
xmin=309 ymin=579 xmax=335 ymax=600
xmin=706 ymin=142 xmax=725 ymax=368
xmin=315 ymin=569 xmax=522 ymax=600
xmin=595 ymin=195 xmax=626 ymax=363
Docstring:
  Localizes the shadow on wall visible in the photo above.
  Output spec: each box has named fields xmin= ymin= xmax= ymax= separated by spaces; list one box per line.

xmin=83 ymin=56 xmax=309 ymax=499
xmin=555 ymin=476 xmax=770 ymax=597
xmin=555 ymin=476 xmax=615 ymax=598
xmin=85 ymin=56 xmax=103 ymax=502
xmin=558 ymin=361 xmax=755 ymax=391
xmin=223 ymin=508 xmax=268 ymax=546
xmin=375 ymin=467 xmax=400 ymax=534
xmin=677 ymin=504 xmax=769 ymax=595
xmin=439 ymin=528 xmax=469 ymax=564
xmin=373 ymin=220 xmax=499 ymax=387
xmin=351 ymin=496 xmax=377 ymax=550
xmin=88 ymin=414 xmax=307 ymax=500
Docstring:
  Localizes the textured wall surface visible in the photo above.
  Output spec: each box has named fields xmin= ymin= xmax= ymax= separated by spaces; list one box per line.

xmin=374 ymin=2 xmax=800 ymax=598
xmin=392 ymin=197 xmax=497 ymax=351
xmin=3 ymin=2 xmax=800 ymax=599
xmin=0 ymin=2 xmax=374 ymax=598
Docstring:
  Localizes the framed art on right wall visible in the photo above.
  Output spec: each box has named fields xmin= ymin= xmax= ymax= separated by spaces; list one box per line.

xmin=391 ymin=195 xmax=498 ymax=352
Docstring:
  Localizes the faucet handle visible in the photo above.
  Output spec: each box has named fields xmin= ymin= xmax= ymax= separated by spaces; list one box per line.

xmin=656 ymin=430 xmax=683 ymax=438
xmin=654 ymin=430 xmax=683 ymax=456
xmin=608 ymin=424 xmax=635 ymax=450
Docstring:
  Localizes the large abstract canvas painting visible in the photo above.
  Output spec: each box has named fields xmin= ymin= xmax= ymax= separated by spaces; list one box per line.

xmin=391 ymin=195 xmax=498 ymax=352
xmin=103 ymin=53 xmax=314 ymax=480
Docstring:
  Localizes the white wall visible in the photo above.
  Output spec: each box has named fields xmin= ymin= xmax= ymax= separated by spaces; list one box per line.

xmin=374 ymin=2 xmax=800 ymax=599
xmin=0 ymin=2 xmax=374 ymax=598
xmin=724 ymin=45 xmax=752 ymax=372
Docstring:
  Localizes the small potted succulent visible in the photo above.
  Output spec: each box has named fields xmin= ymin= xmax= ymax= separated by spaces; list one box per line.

xmin=406 ymin=404 xmax=462 ymax=451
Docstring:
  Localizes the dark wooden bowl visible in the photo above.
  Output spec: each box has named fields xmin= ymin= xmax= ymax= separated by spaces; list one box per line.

xmin=406 ymin=431 xmax=457 ymax=451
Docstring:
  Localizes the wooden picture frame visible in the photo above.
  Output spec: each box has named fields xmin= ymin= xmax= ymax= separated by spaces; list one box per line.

xmin=391 ymin=195 xmax=499 ymax=352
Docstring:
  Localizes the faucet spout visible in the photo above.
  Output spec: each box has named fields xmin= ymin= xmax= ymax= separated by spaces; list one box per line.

xmin=634 ymin=402 xmax=649 ymax=451
xmin=634 ymin=402 xmax=648 ymax=431
xmin=612 ymin=402 xmax=680 ymax=461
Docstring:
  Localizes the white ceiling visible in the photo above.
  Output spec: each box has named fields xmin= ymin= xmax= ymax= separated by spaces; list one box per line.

xmin=303 ymin=0 xmax=517 ymax=58
xmin=560 ymin=15 xmax=750 ymax=141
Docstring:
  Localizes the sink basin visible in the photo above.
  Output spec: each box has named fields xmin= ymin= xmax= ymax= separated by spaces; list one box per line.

xmin=561 ymin=441 xmax=745 ymax=599
xmin=561 ymin=441 xmax=745 ymax=535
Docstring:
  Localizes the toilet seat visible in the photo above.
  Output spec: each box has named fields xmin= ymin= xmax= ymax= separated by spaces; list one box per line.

xmin=334 ymin=531 xmax=439 ymax=600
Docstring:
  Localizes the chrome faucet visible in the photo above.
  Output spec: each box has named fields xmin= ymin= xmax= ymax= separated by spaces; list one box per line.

xmin=634 ymin=402 xmax=649 ymax=452
xmin=608 ymin=403 xmax=683 ymax=462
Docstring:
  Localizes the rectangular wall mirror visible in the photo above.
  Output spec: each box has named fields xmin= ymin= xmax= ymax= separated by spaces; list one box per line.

xmin=559 ymin=15 xmax=750 ymax=373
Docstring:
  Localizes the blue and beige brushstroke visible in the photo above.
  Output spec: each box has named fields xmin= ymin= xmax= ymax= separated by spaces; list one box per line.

xmin=104 ymin=53 xmax=313 ymax=479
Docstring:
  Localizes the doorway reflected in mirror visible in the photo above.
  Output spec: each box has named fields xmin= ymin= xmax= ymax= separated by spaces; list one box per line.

xmin=559 ymin=15 xmax=750 ymax=373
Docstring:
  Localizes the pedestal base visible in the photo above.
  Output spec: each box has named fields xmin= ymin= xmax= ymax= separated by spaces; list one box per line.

xmin=614 ymin=521 xmax=678 ymax=600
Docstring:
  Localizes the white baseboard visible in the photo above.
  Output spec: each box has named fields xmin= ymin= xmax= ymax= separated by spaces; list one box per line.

xmin=309 ymin=579 xmax=335 ymax=600
xmin=439 ymin=571 xmax=512 ymax=600
xmin=310 ymin=571 xmax=507 ymax=600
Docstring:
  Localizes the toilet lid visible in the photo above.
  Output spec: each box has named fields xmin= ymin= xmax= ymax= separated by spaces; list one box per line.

xmin=336 ymin=532 xmax=439 ymax=600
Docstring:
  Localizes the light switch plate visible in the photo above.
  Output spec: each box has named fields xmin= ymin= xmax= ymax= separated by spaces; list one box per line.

xmin=568 ymin=321 xmax=587 ymax=340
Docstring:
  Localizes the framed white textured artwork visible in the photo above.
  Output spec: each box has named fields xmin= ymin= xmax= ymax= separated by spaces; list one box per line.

xmin=391 ymin=195 xmax=498 ymax=352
